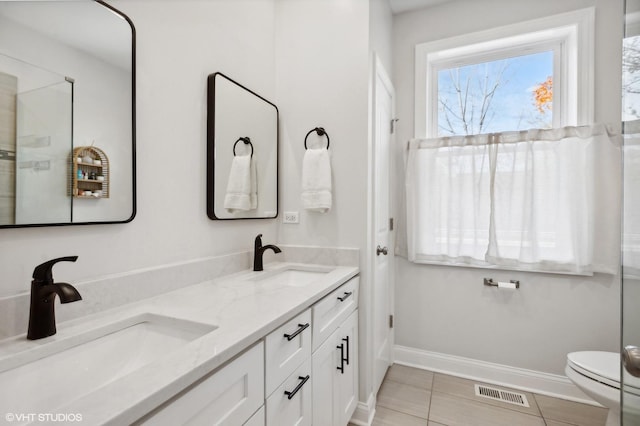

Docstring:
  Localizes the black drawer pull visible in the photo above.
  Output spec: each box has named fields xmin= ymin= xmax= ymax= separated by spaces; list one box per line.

xmin=337 ymin=343 xmax=345 ymax=373
xmin=342 ymin=336 xmax=350 ymax=365
xmin=337 ymin=291 xmax=352 ymax=302
xmin=283 ymin=323 xmax=309 ymax=341
xmin=284 ymin=375 xmax=310 ymax=400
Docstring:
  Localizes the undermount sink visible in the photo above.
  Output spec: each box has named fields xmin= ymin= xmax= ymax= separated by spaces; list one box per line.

xmin=0 ymin=313 xmax=217 ymax=416
xmin=251 ymin=265 xmax=334 ymax=287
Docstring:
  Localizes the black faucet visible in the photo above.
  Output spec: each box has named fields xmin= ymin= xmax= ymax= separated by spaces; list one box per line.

xmin=253 ymin=234 xmax=281 ymax=271
xmin=27 ymin=256 xmax=82 ymax=340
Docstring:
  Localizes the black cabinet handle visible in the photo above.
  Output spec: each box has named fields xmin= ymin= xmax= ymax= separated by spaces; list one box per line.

xmin=283 ymin=323 xmax=309 ymax=341
xmin=342 ymin=336 xmax=350 ymax=365
xmin=284 ymin=375 xmax=310 ymax=400
xmin=337 ymin=291 xmax=352 ymax=302
xmin=337 ymin=343 xmax=345 ymax=374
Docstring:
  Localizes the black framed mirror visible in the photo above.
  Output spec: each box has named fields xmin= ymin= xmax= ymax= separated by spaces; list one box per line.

xmin=0 ymin=0 xmax=136 ymax=228
xmin=207 ymin=72 xmax=278 ymax=220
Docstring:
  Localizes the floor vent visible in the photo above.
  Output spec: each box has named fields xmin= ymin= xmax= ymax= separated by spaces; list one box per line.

xmin=474 ymin=384 xmax=530 ymax=407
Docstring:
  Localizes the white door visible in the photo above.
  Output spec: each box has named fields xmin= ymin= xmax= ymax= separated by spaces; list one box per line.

xmin=372 ymin=56 xmax=394 ymax=394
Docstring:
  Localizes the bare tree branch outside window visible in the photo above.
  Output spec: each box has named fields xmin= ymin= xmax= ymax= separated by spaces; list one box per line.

xmin=436 ymin=52 xmax=554 ymax=136
xmin=623 ymin=36 xmax=640 ymax=119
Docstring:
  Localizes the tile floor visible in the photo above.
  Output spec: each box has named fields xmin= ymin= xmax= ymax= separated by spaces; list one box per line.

xmin=362 ymin=364 xmax=609 ymax=426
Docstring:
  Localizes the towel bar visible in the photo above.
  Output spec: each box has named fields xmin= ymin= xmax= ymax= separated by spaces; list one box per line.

xmin=233 ymin=136 xmax=253 ymax=157
xmin=304 ymin=127 xmax=330 ymax=150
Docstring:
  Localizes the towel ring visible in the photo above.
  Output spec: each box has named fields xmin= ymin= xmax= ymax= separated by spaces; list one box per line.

xmin=304 ymin=127 xmax=330 ymax=150
xmin=233 ymin=137 xmax=253 ymax=157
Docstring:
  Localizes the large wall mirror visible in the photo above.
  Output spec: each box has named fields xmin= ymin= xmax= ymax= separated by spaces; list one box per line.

xmin=207 ymin=72 xmax=278 ymax=220
xmin=0 ymin=0 xmax=135 ymax=227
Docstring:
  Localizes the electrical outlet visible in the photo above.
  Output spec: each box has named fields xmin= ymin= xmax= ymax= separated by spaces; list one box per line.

xmin=283 ymin=211 xmax=299 ymax=224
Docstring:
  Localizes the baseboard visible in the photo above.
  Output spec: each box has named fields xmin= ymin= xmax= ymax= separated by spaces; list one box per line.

xmin=349 ymin=391 xmax=376 ymax=426
xmin=394 ymin=345 xmax=600 ymax=406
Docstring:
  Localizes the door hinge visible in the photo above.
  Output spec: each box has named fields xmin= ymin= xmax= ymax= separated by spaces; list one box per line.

xmin=389 ymin=218 xmax=394 ymax=231
xmin=389 ymin=315 xmax=394 ymax=329
xmin=390 ymin=118 xmax=399 ymax=134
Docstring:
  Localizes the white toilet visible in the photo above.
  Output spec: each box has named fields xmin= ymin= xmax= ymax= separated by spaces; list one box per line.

xmin=565 ymin=352 xmax=620 ymax=425
xmin=565 ymin=351 xmax=640 ymax=426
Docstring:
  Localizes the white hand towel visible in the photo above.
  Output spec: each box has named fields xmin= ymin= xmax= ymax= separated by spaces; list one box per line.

xmin=224 ymin=155 xmax=257 ymax=212
xmin=301 ymin=148 xmax=331 ymax=213
xmin=250 ymin=156 xmax=257 ymax=210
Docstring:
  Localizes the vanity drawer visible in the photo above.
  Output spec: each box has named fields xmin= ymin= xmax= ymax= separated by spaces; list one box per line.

xmin=265 ymin=308 xmax=312 ymax=396
xmin=312 ymin=276 xmax=359 ymax=350
xmin=266 ymin=357 xmax=312 ymax=426
xmin=139 ymin=342 xmax=264 ymax=426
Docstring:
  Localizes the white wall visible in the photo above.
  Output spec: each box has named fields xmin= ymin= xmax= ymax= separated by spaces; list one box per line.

xmin=274 ymin=0 xmax=369 ymax=250
xmin=392 ymin=0 xmax=623 ymax=375
xmin=0 ymin=0 xmax=279 ymax=297
xmin=370 ymin=0 xmax=394 ymax=78
xmin=274 ymin=0 xmax=372 ymax=403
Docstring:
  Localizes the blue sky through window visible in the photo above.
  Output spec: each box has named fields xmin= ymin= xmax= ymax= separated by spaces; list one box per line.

xmin=437 ymin=51 xmax=554 ymax=136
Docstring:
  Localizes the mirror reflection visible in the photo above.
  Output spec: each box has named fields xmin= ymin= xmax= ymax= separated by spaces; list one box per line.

xmin=207 ymin=72 xmax=278 ymax=220
xmin=0 ymin=0 xmax=135 ymax=227
xmin=623 ymin=1 xmax=640 ymax=421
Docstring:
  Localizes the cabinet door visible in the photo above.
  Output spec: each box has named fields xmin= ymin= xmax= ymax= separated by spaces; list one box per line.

xmin=266 ymin=358 xmax=312 ymax=426
xmin=312 ymin=329 xmax=340 ymax=426
xmin=139 ymin=342 xmax=264 ymax=426
xmin=337 ymin=310 xmax=359 ymax=425
xmin=312 ymin=309 xmax=359 ymax=426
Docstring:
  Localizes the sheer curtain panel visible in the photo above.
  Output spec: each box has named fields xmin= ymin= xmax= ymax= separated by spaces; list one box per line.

xmin=405 ymin=124 xmax=621 ymax=275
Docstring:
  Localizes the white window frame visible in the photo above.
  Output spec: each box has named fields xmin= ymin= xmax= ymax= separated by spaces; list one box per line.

xmin=414 ymin=8 xmax=595 ymax=138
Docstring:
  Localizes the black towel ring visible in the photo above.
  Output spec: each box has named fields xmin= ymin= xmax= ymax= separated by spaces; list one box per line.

xmin=304 ymin=127 xmax=330 ymax=150
xmin=233 ymin=137 xmax=253 ymax=157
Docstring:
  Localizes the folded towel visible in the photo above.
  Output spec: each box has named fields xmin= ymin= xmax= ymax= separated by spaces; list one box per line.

xmin=301 ymin=148 xmax=331 ymax=213
xmin=224 ymin=155 xmax=257 ymax=212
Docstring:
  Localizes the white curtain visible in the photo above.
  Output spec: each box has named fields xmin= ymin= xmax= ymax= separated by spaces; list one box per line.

xmin=404 ymin=124 xmax=621 ymax=275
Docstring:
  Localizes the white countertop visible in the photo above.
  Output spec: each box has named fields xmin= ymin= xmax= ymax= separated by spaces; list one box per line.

xmin=0 ymin=262 xmax=358 ymax=425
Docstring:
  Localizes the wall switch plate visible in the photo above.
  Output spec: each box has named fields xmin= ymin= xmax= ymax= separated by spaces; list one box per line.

xmin=283 ymin=211 xmax=299 ymax=224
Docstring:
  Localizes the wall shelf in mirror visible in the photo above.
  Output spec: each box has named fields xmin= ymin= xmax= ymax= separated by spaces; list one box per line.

xmin=70 ymin=146 xmax=109 ymax=199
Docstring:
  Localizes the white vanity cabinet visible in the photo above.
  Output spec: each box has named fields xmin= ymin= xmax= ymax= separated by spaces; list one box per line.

xmin=265 ymin=309 xmax=312 ymax=395
xmin=266 ymin=357 xmax=312 ymax=425
xmin=244 ymin=406 xmax=265 ymax=426
xmin=138 ymin=342 xmax=265 ymax=426
xmin=312 ymin=277 xmax=358 ymax=351
xmin=265 ymin=308 xmax=313 ymax=425
xmin=136 ymin=273 xmax=359 ymax=426
xmin=266 ymin=276 xmax=359 ymax=426
xmin=312 ymin=278 xmax=359 ymax=426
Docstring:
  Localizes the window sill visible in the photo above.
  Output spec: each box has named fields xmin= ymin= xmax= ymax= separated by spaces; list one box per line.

xmin=400 ymin=255 xmax=597 ymax=277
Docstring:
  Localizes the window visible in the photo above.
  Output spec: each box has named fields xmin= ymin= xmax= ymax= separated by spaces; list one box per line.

xmin=402 ymin=9 xmax=621 ymax=276
xmin=623 ymin=12 xmax=640 ymax=276
xmin=623 ymin=24 xmax=640 ymax=121
xmin=437 ymin=50 xmax=555 ymax=136
xmin=414 ymin=8 xmax=595 ymax=138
